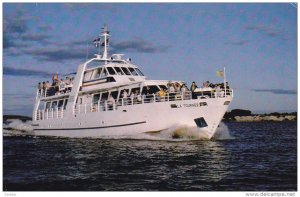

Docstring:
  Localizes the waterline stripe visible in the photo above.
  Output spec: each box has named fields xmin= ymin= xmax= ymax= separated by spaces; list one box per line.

xmin=33 ymin=121 xmax=146 ymax=131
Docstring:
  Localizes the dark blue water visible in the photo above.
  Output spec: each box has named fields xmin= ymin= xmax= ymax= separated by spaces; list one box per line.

xmin=3 ymin=122 xmax=297 ymax=191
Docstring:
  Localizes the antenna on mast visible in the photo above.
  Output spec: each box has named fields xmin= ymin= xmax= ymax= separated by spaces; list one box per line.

xmin=93 ymin=24 xmax=111 ymax=62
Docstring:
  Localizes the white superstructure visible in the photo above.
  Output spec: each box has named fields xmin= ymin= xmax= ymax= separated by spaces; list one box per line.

xmin=32 ymin=25 xmax=233 ymax=139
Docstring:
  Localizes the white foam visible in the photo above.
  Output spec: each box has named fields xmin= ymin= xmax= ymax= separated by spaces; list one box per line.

xmin=3 ymin=119 xmax=33 ymax=136
xmin=213 ymin=122 xmax=234 ymax=140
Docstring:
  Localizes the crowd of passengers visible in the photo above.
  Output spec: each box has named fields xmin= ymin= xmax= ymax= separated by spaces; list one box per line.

xmin=102 ymin=81 xmax=230 ymax=110
xmin=37 ymin=73 xmax=74 ymax=96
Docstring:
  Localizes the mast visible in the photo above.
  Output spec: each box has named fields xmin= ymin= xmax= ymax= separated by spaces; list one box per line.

xmin=93 ymin=25 xmax=110 ymax=63
xmin=102 ymin=25 xmax=110 ymax=60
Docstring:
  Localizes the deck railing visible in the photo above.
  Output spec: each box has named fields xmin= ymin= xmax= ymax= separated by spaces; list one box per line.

xmin=34 ymin=89 xmax=233 ymax=120
xmin=37 ymin=84 xmax=73 ymax=98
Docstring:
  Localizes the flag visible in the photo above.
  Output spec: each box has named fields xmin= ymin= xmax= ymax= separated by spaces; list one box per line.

xmin=101 ymin=38 xmax=109 ymax=46
xmin=93 ymin=37 xmax=101 ymax=47
xmin=216 ymin=70 xmax=224 ymax=77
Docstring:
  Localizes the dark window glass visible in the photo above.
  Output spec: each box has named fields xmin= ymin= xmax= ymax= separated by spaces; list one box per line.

xmin=129 ymin=68 xmax=138 ymax=76
xmin=63 ymin=99 xmax=68 ymax=109
xmin=135 ymin=68 xmax=144 ymax=76
xmin=121 ymin=67 xmax=131 ymax=75
xmin=114 ymin=67 xmax=124 ymax=75
xmin=58 ymin=100 xmax=64 ymax=109
xmin=101 ymin=92 xmax=108 ymax=101
xmin=95 ymin=68 xmax=102 ymax=78
xmin=159 ymin=85 xmax=167 ymax=90
xmin=45 ymin=102 xmax=51 ymax=110
xmin=107 ymin=67 xmax=116 ymax=75
xmin=110 ymin=91 xmax=118 ymax=99
xmin=93 ymin=94 xmax=100 ymax=105
xmin=51 ymin=101 xmax=58 ymax=109
xmin=106 ymin=77 xmax=116 ymax=82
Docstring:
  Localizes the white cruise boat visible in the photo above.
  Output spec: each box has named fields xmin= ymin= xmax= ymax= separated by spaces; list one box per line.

xmin=32 ymin=25 xmax=233 ymax=139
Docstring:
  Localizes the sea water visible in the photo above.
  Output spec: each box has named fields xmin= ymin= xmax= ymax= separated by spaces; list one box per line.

xmin=3 ymin=121 xmax=297 ymax=191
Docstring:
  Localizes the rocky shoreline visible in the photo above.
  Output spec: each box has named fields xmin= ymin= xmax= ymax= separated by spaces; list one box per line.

xmin=223 ymin=109 xmax=297 ymax=122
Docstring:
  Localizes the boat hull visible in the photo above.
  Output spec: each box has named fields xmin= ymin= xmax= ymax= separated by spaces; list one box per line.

xmin=32 ymin=97 xmax=232 ymax=139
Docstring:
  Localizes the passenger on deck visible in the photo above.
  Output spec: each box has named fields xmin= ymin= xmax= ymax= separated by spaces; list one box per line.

xmin=37 ymin=82 xmax=42 ymax=94
xmin=45 ymin=81 xmax=51 ymax=89
xmin=122 ymin=90 xmax=128 ymax=104
xmin=107 ymin=95 xmax=115 ymax=110
xmin=64 ymin=77 xmax=71 ymax=85
xmin=157 ymin=88 xmax=167 ymax=101
xmin=168 ymin=83 xmax=176 ymax=101
xmin=59 ymin=79 xmax=66 ymax=93
xmin=190 ymin=81 xmax=198 ymax=99
xmin=133 ymin=90 xmax=142 ymax=103
xmin=42 ymin=81 xmax=46 ymax=90
xmin=174 ymin=82 xmax=181 ymax=92
xmin=52 ymin=73 xmax=59 ymax=85
xmin=142 ymin=86 xmax=153 ymax=103
xmin=180 ymin=84 xmax=189 ymax=99
xmin=203 ymin=81 xmax=209 ymax=88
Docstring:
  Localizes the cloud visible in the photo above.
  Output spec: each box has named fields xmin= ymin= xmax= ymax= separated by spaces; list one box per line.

xmin=4 ymin=93 xmax=34 ymax=99
xmin=3 ymin=10 xmax=53 ymax=49
xmin=3 ymin=11 xmax=29 ymax=49
xmin=245 ymin=24 xmax=283 ymax=38
xmin=111 ymin=38 xmax=170 ymax=53
xmin=24 ymin=47 xmax=86 ymax=62
xmin=21 ymin=34 xmax=52 ymax=43
xmin=225 ymin=40 xmax=248 ymax=46
xmin=252 ymin=89 xmax=297 ymax=95
xmin=3 ymin=66 xmax=53 ymax=77
xmin=38 ymin=24 xmax=53 ymax=32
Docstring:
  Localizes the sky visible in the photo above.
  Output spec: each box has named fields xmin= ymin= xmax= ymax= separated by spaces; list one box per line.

xmin=2 ymin=3 xmax=297 ymax=116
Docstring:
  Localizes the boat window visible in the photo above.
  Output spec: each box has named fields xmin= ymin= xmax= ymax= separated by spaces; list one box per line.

xmin=106 ymin=77 xmax=116 ymax=82
xmin=51 ymin=101 xmax=58 ymax=109
xmin=135 ymin=68 xmax=144 ymax=76
xmin=121 ymin=67 xmax=131 ymax=75
xmin=159 ymin=85 xmax=167 ymax=90
xmin=63 ymin=99 xmax=68 ymax=109
xmin=94 ymin=68 xmax=102 ymax=78
xmin=45 ymin=102 xmax=51 ymax=110
xmin=100 ymin=68 xmax=108 ymax=78
xmin=58 ymin=100 xmax=64 ymax=109
xmin=200 ymin=102 xmax=208 ymax=106
xmin=120 ymin=89 xmax=129 ymax=98
xmin=142 ymin=86 xmax=159 ymax=94
xmin=93 ymin=94 xmax=100 ymax=105
xmin=107 ymin=67 xmax=116 ymax=75
xmin=86 ymin=60 xmax=102 ymax=68
xmin=114 ymin=67 xmax=124 ymax=75
xmin=110 ymin=91 xmax=118 ymax=99
xmin=101 ymin=92 xmax=108 ymax=101
xmin=131 ymin=87 xmax=141 ymax=94
xmin=128 ymin=68 xmax=139 ymax=76
xmin=84 ymin=70 xmax=93 ymax=81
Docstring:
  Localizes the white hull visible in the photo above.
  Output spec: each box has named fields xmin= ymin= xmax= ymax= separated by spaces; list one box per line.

xmin=32 ymin=97 xmax=231 ymax=139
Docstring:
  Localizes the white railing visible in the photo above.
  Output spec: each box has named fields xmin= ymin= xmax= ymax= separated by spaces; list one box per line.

xmin=37 ymin=84 xmax=73 ymax=98
xmin=34 ymin=88 xmax=233 ymax=120
xmin=35 ymin=108 xmax=64 ymax=120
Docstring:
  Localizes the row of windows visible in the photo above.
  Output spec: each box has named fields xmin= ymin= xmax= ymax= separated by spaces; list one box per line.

xmin=85 ymin=66 xmax=144 ymax=82
xmin=44 ymin=99 xmax=68 ymax=110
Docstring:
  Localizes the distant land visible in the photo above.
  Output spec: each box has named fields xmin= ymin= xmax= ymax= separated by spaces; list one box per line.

xmin=3 ymin=109 xmax=297 ymax=123
xmin=223 ymin=109 xmax=297 ymax=122
xmin=3 ymin=115 xmax=32 ymax=123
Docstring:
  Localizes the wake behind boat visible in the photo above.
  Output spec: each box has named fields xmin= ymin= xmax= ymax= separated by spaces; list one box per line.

xmin=32 ymin=25 xmax=233 ymax=139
